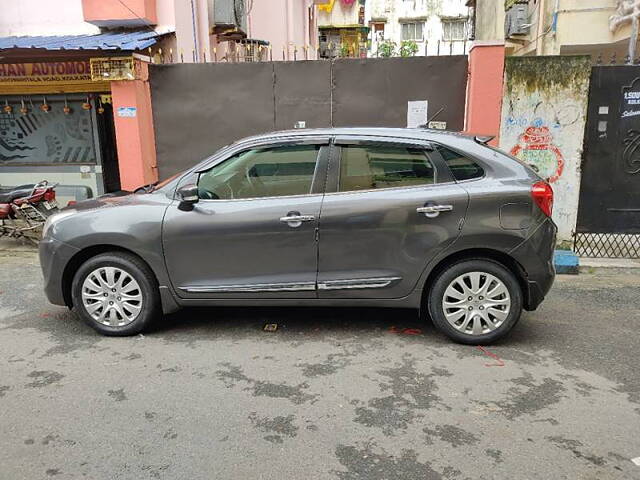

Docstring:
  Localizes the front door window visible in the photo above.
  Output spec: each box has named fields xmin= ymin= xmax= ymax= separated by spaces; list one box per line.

xmin=198 ymin=145 xmax=320 ymax=200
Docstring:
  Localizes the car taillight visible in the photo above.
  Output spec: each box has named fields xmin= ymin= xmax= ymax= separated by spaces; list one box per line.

xmin=531 ymin=181 xmax=553 ymax=217
xmin=44 ymin=189 xmax=56 ymax=202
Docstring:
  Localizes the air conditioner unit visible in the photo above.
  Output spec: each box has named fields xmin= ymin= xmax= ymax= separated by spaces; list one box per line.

xmin=211 ymin=0 xmax=247 ymax=33
xmin=505 ymin=3 xmax=529 ymax=37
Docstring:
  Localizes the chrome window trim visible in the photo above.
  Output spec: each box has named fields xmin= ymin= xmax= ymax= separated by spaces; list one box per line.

xmin=180 ymin=282 xmax=316 ymax=293
xmin=321 ymin=181 xmax=456 ymax=197
xmin=317 ymin=277 xmax=402 ymax=290
xmin=197 ymin=192 xmax=324 ymax=203
xmin=194 ymin=136 xmax=331 ymax=174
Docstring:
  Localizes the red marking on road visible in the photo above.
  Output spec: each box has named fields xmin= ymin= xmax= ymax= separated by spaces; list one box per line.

xmin=389 ymin=326 xmax=423 ymax=335
xmin=41 ymin=313 xmax=51 ymax=318
xmin=477 ymin=346 xmax=505 ymax=367
xmin=402 ymin=328 xmax=422 ymax=335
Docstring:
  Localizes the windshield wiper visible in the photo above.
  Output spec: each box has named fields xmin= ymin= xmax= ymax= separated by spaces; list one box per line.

xmin=134 ymin=182 xmax=158 ymax=194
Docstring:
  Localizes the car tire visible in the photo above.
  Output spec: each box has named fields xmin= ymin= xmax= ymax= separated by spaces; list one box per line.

xmin=427 ymin=258 xmax=523 ymax=345
xmin=71 ymin=252 xmax=160 ymax=336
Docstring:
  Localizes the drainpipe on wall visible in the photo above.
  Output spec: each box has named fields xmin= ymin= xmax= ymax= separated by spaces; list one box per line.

xmin=286 ymin=0 xmax=293 ymax=60
xmin=536 ymin=0 xmax=546 ymax=55
xmin=190 ymin=0 xmax=200 ymax=62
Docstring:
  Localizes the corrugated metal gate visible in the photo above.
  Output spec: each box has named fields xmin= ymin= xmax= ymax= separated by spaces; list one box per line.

xmin=149 ymin=56 xmax=468 ymax=179
xmin=575 ymin=66 xmax=640 ymax=258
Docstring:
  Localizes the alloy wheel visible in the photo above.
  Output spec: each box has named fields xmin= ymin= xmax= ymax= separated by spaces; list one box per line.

xmin=81 ymin=267 xmax=143 ymax=327
xmin=442 ymin=271 xmax=511 ymax=335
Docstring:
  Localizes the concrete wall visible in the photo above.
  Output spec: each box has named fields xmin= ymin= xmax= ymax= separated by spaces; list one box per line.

xmin=317 ymin=0 xmax=360 ymax=26
xmin=0 ymin=0 xmax=99 ymax=36
xmin=499 ymin=55 xmax=592 ymax=242
xmin=248 ymin=0 xmax=318 ymax=60
xmin=473 ymin=0 xmax=504 ymax=42
xmin=366 ymin=0 xmax=470 ymax=56
xmin=81 ymin=0 xmax=158 ymax=27
xmin=0 ymin=0 xmax=175 ymax=36
xmin=474 ymin=0 xmax=631 ymax=59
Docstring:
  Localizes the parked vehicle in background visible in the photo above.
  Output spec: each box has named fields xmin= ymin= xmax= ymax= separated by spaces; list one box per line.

xmin=0 ymin=181 xmax=59 ymax=244
xmin=39 ymin=128 xmax=556 ymax=344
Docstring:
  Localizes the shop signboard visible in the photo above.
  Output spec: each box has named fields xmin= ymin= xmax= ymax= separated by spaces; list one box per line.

xmin=0 ymin=61 xmax=110 ymax=94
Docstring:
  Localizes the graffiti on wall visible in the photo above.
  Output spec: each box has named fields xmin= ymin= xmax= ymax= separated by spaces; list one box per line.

xmin=499 ymin=55 xmax=591 ymax=241
xmin=505 ymin=102 xmax=581 ymax=183
xmin=510 ymin=125 xmax=563 ymax=182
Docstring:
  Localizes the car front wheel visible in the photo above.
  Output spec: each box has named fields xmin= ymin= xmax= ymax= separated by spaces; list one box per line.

xmin=71 ymin=252 xmax=160 ymax=336
xmin=428 ymin=259 xmax=523 ymax=345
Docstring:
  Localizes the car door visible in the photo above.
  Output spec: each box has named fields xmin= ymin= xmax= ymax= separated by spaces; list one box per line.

xmin=163 ymin=138 xmax=329 ymax=299
xmin=317 ymin=136 xmax=469 ymax=299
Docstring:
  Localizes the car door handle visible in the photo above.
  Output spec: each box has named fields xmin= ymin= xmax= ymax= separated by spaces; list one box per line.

xmin=279 ymin=214 xmax=315 ymax=227
xmin=417 ymin=204 xmax=453 ymax=218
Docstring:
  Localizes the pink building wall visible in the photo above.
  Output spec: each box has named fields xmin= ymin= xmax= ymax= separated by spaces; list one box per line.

xmin=81 ymin=0 xmax=157 ymax=26
xmin=248 ymin=0 xmax=317 ymax=61
xmin=111 ymin=62 xmax=158 ymax=190
xmin=464 ymin=42 xmax=505 ymax=146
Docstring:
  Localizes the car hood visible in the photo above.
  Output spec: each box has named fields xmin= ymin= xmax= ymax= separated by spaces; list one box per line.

xmin=63 ymin=191 xmax=136 ymax=212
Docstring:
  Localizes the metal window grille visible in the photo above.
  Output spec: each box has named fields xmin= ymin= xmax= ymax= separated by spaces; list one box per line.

xmin=90 ymin=57 xmax=135 ymax=81
xmin=573 ymin=233 xmax=640 ymax=259
xmin=401 ymin=22 xmax=424 ymax=41
xmin=443 ymin=20 xmax=467 ymax=41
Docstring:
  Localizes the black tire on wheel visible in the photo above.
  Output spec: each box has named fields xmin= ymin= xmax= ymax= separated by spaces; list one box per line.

xmin=71 ymin=252 xmax=160 ymax=336
xmin=427 ymin=258 xmax=523 ymax=345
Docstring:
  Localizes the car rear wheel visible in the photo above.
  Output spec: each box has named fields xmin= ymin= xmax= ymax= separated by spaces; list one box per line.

xmin=71 ymin=252 xmax=160 ymax=336
xmin=428 ymin=259 xmax=523 ymax=345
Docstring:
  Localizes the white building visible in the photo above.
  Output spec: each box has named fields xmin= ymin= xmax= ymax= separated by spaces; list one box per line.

xmin=366 ymin=0 xmax=471 ymax=57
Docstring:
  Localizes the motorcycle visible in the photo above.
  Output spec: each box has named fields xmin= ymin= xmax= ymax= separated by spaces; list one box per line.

xmin=0 ymin=181 xmax=59 ymax=244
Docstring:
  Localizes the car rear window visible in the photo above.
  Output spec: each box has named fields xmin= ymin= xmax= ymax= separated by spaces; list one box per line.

xmin=437 ymin=146 xmax=484 ymax=181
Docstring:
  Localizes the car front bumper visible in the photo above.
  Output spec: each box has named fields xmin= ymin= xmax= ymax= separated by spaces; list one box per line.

xmin=39 ymin=236 xmax=80 ymax=307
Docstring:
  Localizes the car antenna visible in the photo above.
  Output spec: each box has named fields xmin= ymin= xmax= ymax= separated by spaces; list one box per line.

xmin=474 ymin=135 xmax=496 ymax=145
xmin=418 ymin=107 xmax=445 ymax=128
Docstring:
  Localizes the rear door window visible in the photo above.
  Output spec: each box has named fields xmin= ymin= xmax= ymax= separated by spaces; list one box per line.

xmin=338 ymin=145 xmax=436 ymax=192
xmin=438 ymin=146 xmax=484 ymax=181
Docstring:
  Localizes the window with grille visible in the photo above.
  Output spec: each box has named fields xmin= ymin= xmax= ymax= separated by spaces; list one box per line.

xmin=401 ymin=22 xmax=424 ymax=41
xmin=442 ymin=19 xmax=467 ymax=41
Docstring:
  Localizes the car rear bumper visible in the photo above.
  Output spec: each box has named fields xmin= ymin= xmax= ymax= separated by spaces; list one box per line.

xmin=510 ymin=218 xmax=557 ymax=311
xmin=39 ymin=236 xmax=79 ymax=307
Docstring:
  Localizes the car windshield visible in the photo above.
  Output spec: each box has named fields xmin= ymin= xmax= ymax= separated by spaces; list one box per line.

xmin=153 ymin=172 xmax=181 ymax=190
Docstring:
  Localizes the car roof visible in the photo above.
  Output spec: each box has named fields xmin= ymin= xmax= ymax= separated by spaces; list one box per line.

xmin=239 ymin=127 xmax=476 ymax=145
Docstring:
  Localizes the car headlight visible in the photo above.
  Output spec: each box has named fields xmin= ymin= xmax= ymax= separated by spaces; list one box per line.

xmin=42 ymin=210 xmax=77 ymax=238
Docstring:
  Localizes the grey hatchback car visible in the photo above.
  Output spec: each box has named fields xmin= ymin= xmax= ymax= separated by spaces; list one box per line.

xmin=40 ymin=128 xmax=556 ymax=344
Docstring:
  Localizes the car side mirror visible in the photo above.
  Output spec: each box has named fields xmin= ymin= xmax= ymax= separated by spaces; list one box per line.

xmin=178 ymin=184 xmax=199 ymax=205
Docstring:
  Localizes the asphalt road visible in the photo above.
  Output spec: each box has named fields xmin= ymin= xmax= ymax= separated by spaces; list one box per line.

xmin=1 ymin=247 xmax=639 ymax=480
